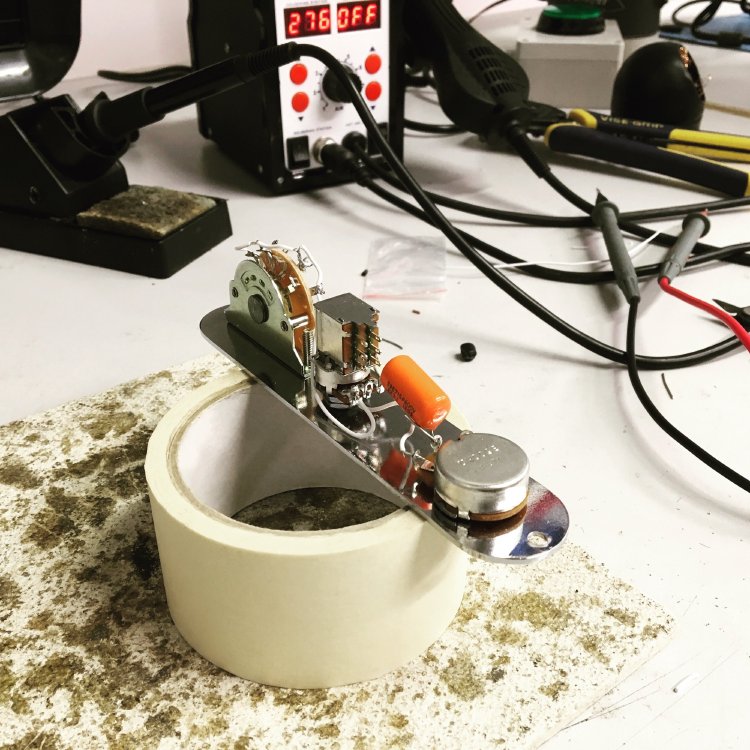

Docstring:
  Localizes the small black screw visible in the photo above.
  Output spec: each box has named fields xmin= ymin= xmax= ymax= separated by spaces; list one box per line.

xmin=459 ymin=342 xmax=477 ymax=362
xmin=231 ymin=287 xmax=239 ymax=298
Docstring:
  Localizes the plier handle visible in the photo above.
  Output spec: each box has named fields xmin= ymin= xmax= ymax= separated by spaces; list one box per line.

xmin=567 ymin=109 xmax=750 ymax=163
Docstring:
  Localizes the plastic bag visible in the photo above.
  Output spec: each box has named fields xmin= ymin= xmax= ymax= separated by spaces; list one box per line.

xmin=363 ymin=236 xmax=447 ymax=299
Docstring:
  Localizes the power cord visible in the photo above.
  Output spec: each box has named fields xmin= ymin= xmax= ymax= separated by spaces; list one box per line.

xmin=98 ymin=65 xmax=193 ymax=83
xmin=505 ymin=124 xmax=596 ymax=215
xmin=404 ymin=118 xmax=464 ymax=134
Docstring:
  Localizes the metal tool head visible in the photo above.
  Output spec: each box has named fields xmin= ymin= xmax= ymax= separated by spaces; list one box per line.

xmin=713 ymin=298 xmax=750 ymax=328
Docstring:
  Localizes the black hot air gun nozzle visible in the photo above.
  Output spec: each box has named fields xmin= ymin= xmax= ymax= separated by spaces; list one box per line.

xmin=403 ymin=0 xmax=561 ymax=144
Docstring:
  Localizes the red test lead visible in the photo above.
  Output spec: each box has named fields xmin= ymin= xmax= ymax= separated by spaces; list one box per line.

xmin=658 ymin=278 xmax=750 ymax=353
xmin=657 ymin=210 xmax=750 ymax=353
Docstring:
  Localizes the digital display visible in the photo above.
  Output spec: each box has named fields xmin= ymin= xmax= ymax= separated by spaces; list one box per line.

xmin=284 ymin=4 xmax=332 ymax=38
xmin=336 ymin=1 xmax=380 ymax=32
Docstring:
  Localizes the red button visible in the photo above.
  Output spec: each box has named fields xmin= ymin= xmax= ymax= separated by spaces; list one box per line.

xmin=291 ymin=92 xmax=309 ymax=113
xmin=289 ymin=63 xmax=308 ymax=85
xmin=364 ymin=81 xmax=382 ymax=102
xmin=365 ymin=54 xmax=382 ymax=75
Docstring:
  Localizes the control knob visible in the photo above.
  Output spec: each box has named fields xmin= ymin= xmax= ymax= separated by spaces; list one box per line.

xmin=322 ymin=65 xmax=362 ymax=103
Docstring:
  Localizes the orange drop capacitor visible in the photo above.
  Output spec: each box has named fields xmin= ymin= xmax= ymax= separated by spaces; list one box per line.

xmin=380 ymin=355 xmax=451 ymax=431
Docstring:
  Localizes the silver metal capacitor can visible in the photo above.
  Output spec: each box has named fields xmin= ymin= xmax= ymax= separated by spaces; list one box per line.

xmin=434 ymin=433 xmax=530 ymax=519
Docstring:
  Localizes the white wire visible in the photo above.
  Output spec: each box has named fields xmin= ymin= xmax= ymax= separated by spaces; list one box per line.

xmin=399 ymin=423 xmax=416 ymax=454
xmin=358 ymin=401 xmax=377 ymax=435
xmin=366 ymin=400 xmax=398 ymax=413
xmin=293 ymin=243 xmax=325 ymax=296
xmin=328 ymin=398 xmax=395 ymax=415
xmin=314 ymin=391 xmax=375 ymax=439
xmin=446 ymin=228 xmax=665 ymax=273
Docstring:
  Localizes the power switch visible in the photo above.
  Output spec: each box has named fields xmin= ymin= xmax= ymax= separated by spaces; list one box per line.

xmin=286 ymin=136 xmax=310 ymax=170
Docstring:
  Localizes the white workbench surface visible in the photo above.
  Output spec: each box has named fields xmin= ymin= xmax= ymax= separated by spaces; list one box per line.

xmin=2 ymin=5 xmax=750 ymax=748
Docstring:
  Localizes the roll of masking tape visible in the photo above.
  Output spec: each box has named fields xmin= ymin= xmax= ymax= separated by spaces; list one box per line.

xmin=145 ymin=370 xmax=468 ymax=688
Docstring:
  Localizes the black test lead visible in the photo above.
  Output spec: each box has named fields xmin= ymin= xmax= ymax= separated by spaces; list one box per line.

xmin=591 ymin=193 xmax=640 ymax=303
xmin=659 ymin=212 xmax=711 ymax=283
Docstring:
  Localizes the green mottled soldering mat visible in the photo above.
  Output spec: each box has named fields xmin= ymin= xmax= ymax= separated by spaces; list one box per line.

xmin=0 ymin=355 xmax=672 ymax=750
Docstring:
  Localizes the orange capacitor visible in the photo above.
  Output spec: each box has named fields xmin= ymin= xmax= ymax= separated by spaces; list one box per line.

xmin=380 ymin=355 xmax=451 ymax=430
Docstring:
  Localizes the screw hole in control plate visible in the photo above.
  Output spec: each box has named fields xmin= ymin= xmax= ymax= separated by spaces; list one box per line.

xmin=526 ymin=531 xmax=552 ymax=549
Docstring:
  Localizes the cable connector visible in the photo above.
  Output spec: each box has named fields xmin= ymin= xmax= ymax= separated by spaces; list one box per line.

xmin=313 ymin=138 xmax=370 ymax=184
xmin=591 ymin=193 xmax=640 ymax=303
xmin=658 ymin=211 xmax=710 ymax=283
xmin=341 ymin=131 xmax=367 ymax=154
xmin=505 ymin=123 xmax=551 ymax=179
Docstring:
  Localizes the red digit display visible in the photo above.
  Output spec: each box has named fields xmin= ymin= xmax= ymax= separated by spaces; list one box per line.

xmin=284 ymin=4 xmax=332 ymax=38
xmin=336 ymin=1 xmax=380 ymax=32
xmin=319 ymin=6 xmax=331 ymax=31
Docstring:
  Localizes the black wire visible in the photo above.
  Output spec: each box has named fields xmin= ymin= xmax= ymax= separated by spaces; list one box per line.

xmin=670 ymin=0 xmax=718 ymax=26
xmin=668 ymin=0 xmax=750 ymax=44
xmin=404 ymin=118 xmax=464 ymax=134
xmin=353 ymin=145 xmax=750 ymax=283
xmin=468 ymin=0 xmax=513 ymax=24
xmin=98 ymin=65 xmax=193 ymax=83
xmin=626 ymin=299 xmax=750 ymax=492
xmin=358 ymin=174 xmax=742 ymax=369
xmin=358 ymin=146 xmax=750 ymax=230
xmin=404 ymin=70 xmax=432 ymax=88
xmin=692 ymin=0 xmax=725 ymax=39
xmin=534 ymin=151 xmax=596 ymax=214
xmin=404 ymin=65 xmax=439 ymax=90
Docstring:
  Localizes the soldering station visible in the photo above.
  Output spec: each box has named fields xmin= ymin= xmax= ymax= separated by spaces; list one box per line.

xmin=3 ymin=0 xmax=750 ymax=743
xmin=190 ymin=0 xmax=405 ymax=193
